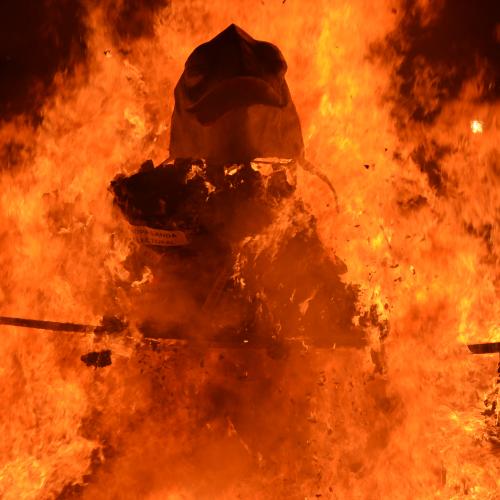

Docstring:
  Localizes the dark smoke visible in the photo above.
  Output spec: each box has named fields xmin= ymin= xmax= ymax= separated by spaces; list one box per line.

xmin=106 ymin=0 xmax=170 ymax=46
xmin=0 ymin=0 xmax=170 ymax=124
xmin=0 ymin=0 xmax=88 ymax=124
xmin=372 ymin=0 xmax=499 ymax=193
xmin=373 ymin=0 xmax=499 ymax=126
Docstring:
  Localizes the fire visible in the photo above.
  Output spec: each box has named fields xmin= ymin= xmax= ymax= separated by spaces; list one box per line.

xmin=0 ymin=1 xmax=498 ymax=499
xmin=471 ymin=119 xmax=484 ymax=134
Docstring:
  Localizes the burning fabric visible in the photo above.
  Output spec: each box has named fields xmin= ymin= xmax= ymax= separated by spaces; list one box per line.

xmin=170 ymin=23 xmax=304 ymax=163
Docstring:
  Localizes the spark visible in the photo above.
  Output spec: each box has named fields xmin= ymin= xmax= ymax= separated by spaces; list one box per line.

xmin=470 ymin=120 xmax=483 ymax=134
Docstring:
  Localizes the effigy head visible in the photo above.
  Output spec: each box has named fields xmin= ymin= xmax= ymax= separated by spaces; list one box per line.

xmin=170 ymin=24 xmax=304 ymax=164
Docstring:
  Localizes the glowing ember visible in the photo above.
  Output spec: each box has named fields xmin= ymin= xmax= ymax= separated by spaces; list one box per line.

xmin=470 ymin=119 xmax=484 ymax=134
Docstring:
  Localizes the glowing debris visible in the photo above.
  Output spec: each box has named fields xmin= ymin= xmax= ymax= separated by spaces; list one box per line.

xmin=470 ymin=120 xmax=483 ymax=134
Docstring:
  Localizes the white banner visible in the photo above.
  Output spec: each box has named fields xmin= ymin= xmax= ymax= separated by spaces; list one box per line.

xmin=130 ymin=225 xmax=189 ymax=247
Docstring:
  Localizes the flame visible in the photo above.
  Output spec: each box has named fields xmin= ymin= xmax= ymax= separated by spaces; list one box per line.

xmin=0 ymin=1 xmax=499 ymax=498
xmin=471 ymin=120 xmax=484 ymax=134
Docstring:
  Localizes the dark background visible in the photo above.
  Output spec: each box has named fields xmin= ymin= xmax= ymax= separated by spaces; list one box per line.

xmin=0 ymin=0 xmax=169 ymax=124
xmin=1 ymin=0 xmax=497 ymax=124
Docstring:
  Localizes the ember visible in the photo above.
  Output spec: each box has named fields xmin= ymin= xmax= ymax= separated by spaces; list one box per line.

xmin=0 ymin=1 xmax=498 ymax=499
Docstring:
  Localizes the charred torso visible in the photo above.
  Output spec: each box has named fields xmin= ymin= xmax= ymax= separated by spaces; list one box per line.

xmin=111 ymin=158 xmax=363 ymax=350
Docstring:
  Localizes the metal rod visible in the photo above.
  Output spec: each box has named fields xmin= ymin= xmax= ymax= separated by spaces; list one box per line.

xmin=0 ymin=314 xmax=286 ymax=350
xmin=0 ymin=316 xmax=98 ymax=333
xmin=3 ymin=314 xmax=496 ymax=354
xmin=467 ymin=342 xmax=500 ymax=354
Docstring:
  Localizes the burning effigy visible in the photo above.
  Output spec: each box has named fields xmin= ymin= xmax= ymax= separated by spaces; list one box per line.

xmin=0 ymin=2 xmax=498 ymax=499
xmin=110 ymin=24 xmax=366 ymax=351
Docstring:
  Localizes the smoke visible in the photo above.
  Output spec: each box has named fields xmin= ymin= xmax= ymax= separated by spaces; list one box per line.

xmin=0 ymin=0 xmax=170 ymax=124
xmin=106 ymin=0 xmax=171 ymax=46
xmin=373 ymin=0 xmax=499 ymax=126
xmin=370 ymin=0 xmax=499 ymax=197
xmin=0 ymin=0 xmax=88 ymax=123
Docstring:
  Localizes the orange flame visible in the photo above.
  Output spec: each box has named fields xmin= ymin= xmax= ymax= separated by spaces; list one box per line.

xmin=0 ymin=1 xmax=498 ymax=498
